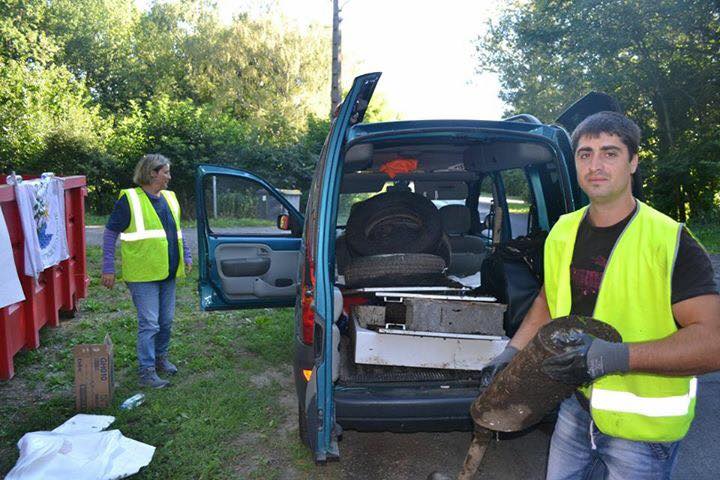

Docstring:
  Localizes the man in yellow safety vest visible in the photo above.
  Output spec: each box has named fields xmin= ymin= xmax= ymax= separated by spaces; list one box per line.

xmin=480 ymin=112 xmax=720 ymax=479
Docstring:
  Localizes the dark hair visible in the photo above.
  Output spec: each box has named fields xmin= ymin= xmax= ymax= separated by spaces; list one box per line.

xmin=571 ymin=111 xmax=641 ymax=158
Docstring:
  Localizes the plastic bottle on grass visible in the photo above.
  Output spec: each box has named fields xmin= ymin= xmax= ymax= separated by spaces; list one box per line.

xmin=120 ymin=393 xmax=145 ymax=410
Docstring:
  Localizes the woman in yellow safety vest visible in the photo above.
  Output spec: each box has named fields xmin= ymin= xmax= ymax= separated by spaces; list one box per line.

xmin=101 ymin=154 xmax=191 ymax=389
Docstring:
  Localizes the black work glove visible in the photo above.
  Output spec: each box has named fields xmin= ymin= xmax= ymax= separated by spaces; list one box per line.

xmin=541 ymin=328 xmax=629 ymax=386
xmin=480 ymin=345 xmax=519 ymax=388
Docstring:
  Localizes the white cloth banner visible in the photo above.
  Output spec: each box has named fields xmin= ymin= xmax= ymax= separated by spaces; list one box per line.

xmin=5 ymin=414 xmax=156 ymax=480
xmin=15 ymin=176 xmax=70 ymax=279
xmin=0 ymin=210 xmax=25 ymax=308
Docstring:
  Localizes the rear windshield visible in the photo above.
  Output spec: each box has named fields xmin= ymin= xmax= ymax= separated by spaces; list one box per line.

xmin=337 ymin=136 xmax=564 ymax=241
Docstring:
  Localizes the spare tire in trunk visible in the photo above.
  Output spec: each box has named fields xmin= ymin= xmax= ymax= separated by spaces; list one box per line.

xmin=346 ymin=191 xmax=443 ymax=257
xmin=344 ymin=253 xmax=447 ymax=288
xmin=335 ymin=233 xmax=353 ymax=275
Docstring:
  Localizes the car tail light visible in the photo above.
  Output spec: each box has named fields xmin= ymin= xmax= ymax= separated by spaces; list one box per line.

xmin=300 ymin=250 xmax=316 ymax=345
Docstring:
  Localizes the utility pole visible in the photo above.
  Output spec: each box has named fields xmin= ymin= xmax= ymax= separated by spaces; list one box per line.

xmin=331 ymin=0 xmax=342 ymax=116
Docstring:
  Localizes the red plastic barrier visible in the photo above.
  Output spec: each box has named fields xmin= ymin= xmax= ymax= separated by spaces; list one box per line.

xmin=0 ymin=176 xmax=89 ymax=380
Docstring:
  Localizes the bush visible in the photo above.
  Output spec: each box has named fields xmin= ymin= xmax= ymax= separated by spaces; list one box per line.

xmin=0 ymin=60 xmax=109 ymax=175
xmin=96 ymin=95 xmax=326 ymax=217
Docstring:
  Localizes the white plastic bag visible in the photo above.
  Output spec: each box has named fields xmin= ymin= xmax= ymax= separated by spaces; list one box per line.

xmin=6 ymin=414 xmax=155 ymax=480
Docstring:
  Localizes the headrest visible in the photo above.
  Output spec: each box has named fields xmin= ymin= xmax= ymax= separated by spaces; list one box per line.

xmin=439 ymin=204 xmax=471 ymax=235
xmin=344 ymin=143 xmax=374 ymax=171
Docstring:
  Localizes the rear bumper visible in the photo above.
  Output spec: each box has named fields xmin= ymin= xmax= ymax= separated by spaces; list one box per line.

xmin=335 ymin=384 xmax=480 ymax=432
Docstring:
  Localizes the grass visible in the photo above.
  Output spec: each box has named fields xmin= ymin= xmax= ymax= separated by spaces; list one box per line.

xmin=689 ymin=222 xmax=720 ymax=254
xmin=508 ymin=204 xmax=530 ymax=214
xmin=0 ymin=246 xmax=319 ymax=479
xmin=85 ymin=213 xmax=109 ymax=226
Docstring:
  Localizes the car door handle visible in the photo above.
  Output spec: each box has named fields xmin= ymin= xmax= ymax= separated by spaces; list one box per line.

xmin=220 ymin=258 xmax=271 ymax=277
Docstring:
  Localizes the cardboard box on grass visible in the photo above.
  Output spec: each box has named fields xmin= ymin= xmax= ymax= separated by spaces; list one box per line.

xmin=73 ymin=334 xmax=114 ymax=410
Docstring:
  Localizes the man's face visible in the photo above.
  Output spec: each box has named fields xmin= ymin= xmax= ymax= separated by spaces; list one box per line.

xmin=575 ymin=133 xmax=637 ymax=205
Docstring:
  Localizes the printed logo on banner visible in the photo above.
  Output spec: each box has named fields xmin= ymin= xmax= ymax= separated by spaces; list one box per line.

xmin=32 ymin=183 xmax=53 ymax=249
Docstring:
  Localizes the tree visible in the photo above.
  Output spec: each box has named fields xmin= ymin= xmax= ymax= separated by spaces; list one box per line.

xmin=0 ymin=0 xmax=336 ymax=214
xmin=183 ymin=12 xmax=330 ymax=139
xmin=331 ymin=0 xmax=342 ymax=115
xmin=41 ymin=0 xmax=144 ymax=111
xmin=0 ymin=0 xmax=110 ymax=177
xmin=477 ymin=0 xmax=720 ymax=221
xmin=0 ymin=0 xmax=57 ymax=65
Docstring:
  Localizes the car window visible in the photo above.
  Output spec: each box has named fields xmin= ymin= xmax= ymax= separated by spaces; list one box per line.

xmin=477 ymin=175 xmax=495 ymax=239
xmin=336 ymin=181 xmax=399 ymax=227
xmin=337 ymin=191 xmax=378 ymax=227
xmin=534 ymin=162 xmax=565 ymax=227
xmin=500 ymin=169 xmax=532 ymax=239
xmin=202 ymin=174 xmax=297 ymax=236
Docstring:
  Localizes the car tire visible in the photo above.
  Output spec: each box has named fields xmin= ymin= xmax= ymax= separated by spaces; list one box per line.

xmin=345 ymin=191 xmax=443 ymax=257
xmin=344 ymin=253 xmax=447 ymax=288
xmin=335 ymin=233 xmax=353 ymax=275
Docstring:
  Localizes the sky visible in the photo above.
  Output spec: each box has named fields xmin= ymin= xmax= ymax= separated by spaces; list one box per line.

xmin=140 ymin=0 xmax=508 ymax=120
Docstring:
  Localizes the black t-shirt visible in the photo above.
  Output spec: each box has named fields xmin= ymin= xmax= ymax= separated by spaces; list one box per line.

xmin=570 ymin=206 xmax=718 ymax=316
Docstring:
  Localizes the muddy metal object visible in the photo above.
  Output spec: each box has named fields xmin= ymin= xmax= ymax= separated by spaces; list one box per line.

xmin=448 ymin=315 xmax=621 ymax=480
xmin=471 ymin=315 xmax=621 ymax=432
xmin=456 ymin=427 xmax=493 ymax=480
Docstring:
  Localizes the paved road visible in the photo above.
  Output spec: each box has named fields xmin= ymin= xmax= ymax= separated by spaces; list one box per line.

xmin=324 ymin=372 xmax=720 ymax=479
xmin=87 ymin=225 xmax=200 ymax=254
xmin=85 ymin=225 xmax=283 ymax=255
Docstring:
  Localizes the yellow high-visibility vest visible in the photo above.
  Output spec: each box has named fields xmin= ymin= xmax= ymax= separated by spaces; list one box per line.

xmin=544 ymin=201 xmax=696 ymax=442
xmin=119 ymin=188 xmax=185 ymax=282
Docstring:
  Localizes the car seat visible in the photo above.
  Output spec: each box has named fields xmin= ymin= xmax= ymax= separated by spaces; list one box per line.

xmin=439 ymin=204 xmax=487 ymax=276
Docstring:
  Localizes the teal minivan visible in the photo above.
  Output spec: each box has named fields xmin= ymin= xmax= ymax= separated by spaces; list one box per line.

xmin=195 ymin=73 xmax=626 ymax=463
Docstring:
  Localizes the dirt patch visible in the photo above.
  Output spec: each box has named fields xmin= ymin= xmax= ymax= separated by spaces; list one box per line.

xmin=0 ymin=377 xmax=59 ymax=410
xmin=250 ymin=369 xmax=288 ymax=389
xmin=232 ymin=364 xmax=302 ymax=479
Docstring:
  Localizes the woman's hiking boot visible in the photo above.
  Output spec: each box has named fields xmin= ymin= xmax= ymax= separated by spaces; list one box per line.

xmin=156 ymin=355 xmax=178 ymax=375
xmin=139 ymin=367 xmax=170 ymax=389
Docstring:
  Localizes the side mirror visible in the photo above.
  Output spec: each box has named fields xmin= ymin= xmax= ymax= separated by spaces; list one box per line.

xmin=277 ymin=214 xmax=303 ymax=236
xmin=277 ymin=214 xmax=290 ymax=230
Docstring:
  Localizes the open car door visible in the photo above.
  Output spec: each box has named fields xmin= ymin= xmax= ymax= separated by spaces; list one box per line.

xmin=554 ymin=91 xmax=642 ymax=203
xmin=304 ymin=72 xmax=381 ymax=463
xmin=556 ymin=91 xmax=621 ymax=133
xmin=196 ymin=165 xmax=303 ymax=310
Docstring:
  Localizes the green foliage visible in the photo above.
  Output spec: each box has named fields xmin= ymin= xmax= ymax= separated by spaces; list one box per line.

xmin=0 ymin=58 xmax=111 ymax=177
xmin=1 ymin=0 xmax=400 ymax=215
xmin=41 ymin=0 xmax=143 ymax=111
xmin=0 ymin=0 xmax=335 ymax=214
xmin=477 ymin=0 xmax=720 ymax=221
xmin=0 ymin=0 xmax=57 ymax=64
xmin=501 ymin=169 xmax=530 ymax=201
xmin=364 ymin=92 xmax=402 ymax=123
